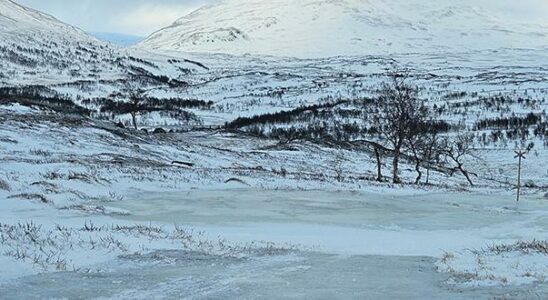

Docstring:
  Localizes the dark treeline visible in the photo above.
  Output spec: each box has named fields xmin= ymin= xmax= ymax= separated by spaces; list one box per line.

xmin=245 ymin=118 xmax=451 ymax=143
xmin=0 ymin=45 xmax=39 ymax=68
xmin=128 ymin=56 xmax=159 ymax=69
xmin=449 ymin=94 xmax=542 ymax=111
xmin=0 ymin=40 xmax=119 ymax=71
xmin=145 ymin=97 xmax=213 ymax=110
xmin=225 ymin=99 xmax=352 ymax=129
xmin=0 ymin=86 xmax=212 ymax=124
xmin=474 ymin=113 xmax=542 ymax=130
xmin=97 ymin=93 xmax=208 ymax=129
xmin=0 ymin=86 xmax=90 ymax=115
xmin=83 ymin=96 xmax=213 ymax=111
xmin=225 ymin=94 xmax=451 ymax=145
xmin=128 ymin=66 xmax=188 ymax=88
xmin=168 ymin=58 xmax=210 ymax=71
xmin=534 ymin=122 xmax=548 ymax=139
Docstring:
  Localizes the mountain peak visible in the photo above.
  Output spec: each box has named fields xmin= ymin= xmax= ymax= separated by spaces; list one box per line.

xmin=0 ymin=0 xmax=88 ymax=38
xmin=138 ymin=0 xmax=548 ymax=58
xmin=0 ymin=0 xmax=124 ymax=85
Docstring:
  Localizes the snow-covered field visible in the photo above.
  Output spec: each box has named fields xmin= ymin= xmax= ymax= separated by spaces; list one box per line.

xmin=0 ymin=104 xmax=547 ymax=298
xmin=1 ymin=0 xmax=547 ymax=298
xmin=2 ymin=45 xmax=547 ymax=299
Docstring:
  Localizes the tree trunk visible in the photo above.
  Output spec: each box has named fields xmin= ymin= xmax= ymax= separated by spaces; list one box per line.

xmin=414 ymin=160 xmax=422 ymax=185
xmin=374 ymin=147 xmax=383 ymax=182
xmin=458 ymin=164 xmax=474 ymax=186
xmin=392 ymin=146 xmax=401 ymax=184
xmin=130 ymin=112 xmax=138 ymax=130
xmin=426 ymin=168 xmax=430 ymax=185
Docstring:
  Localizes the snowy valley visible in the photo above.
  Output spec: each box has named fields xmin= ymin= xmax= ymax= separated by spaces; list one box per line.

xmin=0 ymin=0 xmax=547 ymax=298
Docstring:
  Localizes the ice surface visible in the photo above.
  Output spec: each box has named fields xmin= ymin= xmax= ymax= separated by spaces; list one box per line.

xmin=1 ymin=189 xmax=547 ymax=299
xmin=2 ymin=252 xmax=547 ymax=299
xmin=101 ymin=190 xmax=548 ymax=257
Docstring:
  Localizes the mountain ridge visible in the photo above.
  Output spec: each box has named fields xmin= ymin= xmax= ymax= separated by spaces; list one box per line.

xmin=0 ymin=0 xmax=130 ymax=86
xmin=0 ymin=0 xmax=93 ymax=41
xmin=138 ymin=0 xmax=548 ymax=58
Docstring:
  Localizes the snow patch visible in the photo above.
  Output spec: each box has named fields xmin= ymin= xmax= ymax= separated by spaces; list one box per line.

xmin=437 ymin=240 xmax=548 ymax=286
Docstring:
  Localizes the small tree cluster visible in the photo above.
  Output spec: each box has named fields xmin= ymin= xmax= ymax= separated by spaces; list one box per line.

xmin=371 ymin=72 xmax=475 ymax=186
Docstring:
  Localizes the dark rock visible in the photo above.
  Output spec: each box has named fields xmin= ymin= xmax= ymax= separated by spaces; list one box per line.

xmin=224 ymin=178 xmax=249 ymax=186
xmin=153 ymin=128 xmax=167 ymax=134
xmin=172 ymin=161 xmax=194 ymax=168
xmin=524 ymin=180 xmax=537 ymax=188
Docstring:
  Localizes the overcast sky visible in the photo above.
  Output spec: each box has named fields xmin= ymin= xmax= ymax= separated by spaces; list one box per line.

xmin=15 ymin=0 xmax=217 ymax=37
xmin=14 ymin=0 xmax=548 ymax=37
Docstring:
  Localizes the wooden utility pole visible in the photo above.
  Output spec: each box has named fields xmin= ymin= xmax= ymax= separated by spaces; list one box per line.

xmin=514 ymin=150 xmax=526 ymax=202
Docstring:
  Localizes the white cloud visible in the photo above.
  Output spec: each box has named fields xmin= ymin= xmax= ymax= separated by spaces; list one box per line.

xmin=14 ymin=0 xmax=214 ymax=36
xmin=13 ymin=0 xmax=548 ymax=36
xmin=114 ymin=4 xmax=201 ymax=36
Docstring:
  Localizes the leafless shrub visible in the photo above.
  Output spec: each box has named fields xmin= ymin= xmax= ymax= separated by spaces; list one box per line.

xmin=0 ymin=178 xmax=10 ymax=191
xmin=68 ymin=170 xmax=111 ymax=185
xmin=440 ymin=252 xmax=455 ymax=265
xmin=80 ymin=221 xmax=104 ymax=232
xmin=112 ymin=224 xmax=166 ymax=239
xmin=107 ymin=191 xmax=125 ymax=202
xmin=99 ymin=234 xmax=128 ymax=252
xmin=442 ymin=134 xmax=477 ymax=186
xmin=30 ymin=181 xmax=58 ymax=193
xmin=0 ymin=221 xmax=299 ymax=273
xmin=0 ymin=136 xmax=17 ymax=144
xmin=486 ymin=240 xmax=548 ymax=255
xmin=8 ymin=193 xmax=49 ymax=203
xmin=331 ymin=151 xmax=345 ymax=183
xmin=224 ymin=177 xmax=249 ymax=185
xmin=43 ymin=171 xmax=64 ymax=180
xmin=68 ymin=171 xmax=95 ymax=184
xmin=29 ymin=148 xmax=52 ymax=157
xmin=240 ymin=240 xmax=298 ymax=257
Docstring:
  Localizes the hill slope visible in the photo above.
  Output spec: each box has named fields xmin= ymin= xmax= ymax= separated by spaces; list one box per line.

xmin=138 ymin=0 xmax=548 ymax=58
xmin=0 ymin=0 xmax=205 ymax=94
xmin=0 ymin=0 xmax=128 ymax=84
xmin=0 ymin=0 xmax=91 ymax=40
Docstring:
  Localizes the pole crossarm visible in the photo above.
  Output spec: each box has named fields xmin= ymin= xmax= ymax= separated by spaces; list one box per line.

xmin=514 ymin=150 xmax=526 ymax=203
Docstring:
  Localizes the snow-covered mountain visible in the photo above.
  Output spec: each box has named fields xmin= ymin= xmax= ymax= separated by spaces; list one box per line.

xmin=0 ymin=0 xmax=206 ymax=96
xmin=0 ymin=0 xmax=126 ymax=84
xmin=139 ymin=0 xmax=548 ymax=57
xmin=0 ymin=0 xmax=127 ymax=85
xmin=0 ymin=0 xmax=91 ymax=41
xmin=0 ymin=0 xmax=214 ymax=129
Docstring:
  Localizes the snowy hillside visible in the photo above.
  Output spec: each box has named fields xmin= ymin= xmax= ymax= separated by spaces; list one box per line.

xmin=0 ymin=0 xmax=214 ymax=128
xmin=0 ymin=0 xmax=201 ymax=88
xmin=139 ymin=0 xmax=548 ymax=57
xmin=1 ymin=100 xmax=547 ymax=298
xmin=0 ymin=0 xmax=90 ymax=40
xmin=0 ymin=0 xmax=124 ymax=84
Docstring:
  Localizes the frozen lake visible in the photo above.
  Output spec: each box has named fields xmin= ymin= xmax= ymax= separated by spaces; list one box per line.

xmin=111 ymin=189 xmax=548 ymax=257
xmin=1 ymin=189 xmax=547 ymax=299
xmin=3 ymin=251 xmax=546 ymax=300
